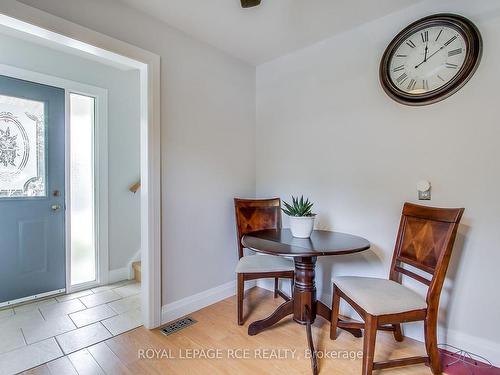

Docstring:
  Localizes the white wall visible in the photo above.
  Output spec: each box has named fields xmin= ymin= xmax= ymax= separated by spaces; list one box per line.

xmin=16 ymin=0 xmax=257 ymax=304
xmin=0 ymin=31 xmax=141 ymax=273
xmin=256 ymin=0 xmax=500 ymax=365
xmin=14 ymin=0 xmax=500 ymax=365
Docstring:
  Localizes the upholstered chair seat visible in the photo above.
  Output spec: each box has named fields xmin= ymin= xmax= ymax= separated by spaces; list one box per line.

xmin=236 ymin=254 xmax=294 ymax=274
xmin=333 ymin=276 xmax=427 ymax=316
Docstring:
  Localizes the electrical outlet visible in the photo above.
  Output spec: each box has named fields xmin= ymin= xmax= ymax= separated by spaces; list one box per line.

xmin=418 ymin=190 xmax=431 ymax=200
xmin=417 ymin=180 xmax=431 ymax=200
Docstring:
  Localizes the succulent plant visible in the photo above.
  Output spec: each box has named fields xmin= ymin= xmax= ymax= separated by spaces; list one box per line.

xmin=282 ymin=196 xmax=315 ymax=217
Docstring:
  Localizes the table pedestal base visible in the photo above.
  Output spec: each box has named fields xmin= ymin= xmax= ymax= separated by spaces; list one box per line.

xmin=248 ymin=257 xmax=362 ymax=375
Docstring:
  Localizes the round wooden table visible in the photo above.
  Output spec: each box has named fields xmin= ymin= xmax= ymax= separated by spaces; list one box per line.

xmin=242 ymin=229 xmax=370 ymax=375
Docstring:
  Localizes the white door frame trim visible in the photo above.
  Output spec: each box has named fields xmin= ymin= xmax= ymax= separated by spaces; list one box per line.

xmin=0 ymin=0 xmax=162 ymax=328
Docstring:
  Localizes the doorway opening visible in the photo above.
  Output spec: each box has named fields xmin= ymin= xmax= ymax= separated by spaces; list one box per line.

xmin=0 ymin=3 xmax=161 ymax=329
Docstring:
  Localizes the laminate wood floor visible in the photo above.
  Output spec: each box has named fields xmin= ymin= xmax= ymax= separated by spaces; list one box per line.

xmin=23 ymin=287 xmax=435 ymax=374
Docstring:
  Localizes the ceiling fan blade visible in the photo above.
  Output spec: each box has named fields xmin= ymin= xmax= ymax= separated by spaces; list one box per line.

xmin=241 ymin=0 xmax=261 ymax=8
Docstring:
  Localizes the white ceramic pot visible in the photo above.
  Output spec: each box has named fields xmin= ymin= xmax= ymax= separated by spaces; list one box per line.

xmin=289 ymin=216 xmax=316 ymax=238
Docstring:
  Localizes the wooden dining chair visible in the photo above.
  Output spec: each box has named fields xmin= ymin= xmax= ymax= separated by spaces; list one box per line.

xmin=234 ymin=198 xmax=294 ymax=325
xmin=330 ymin=202 xmax=464 ymax=375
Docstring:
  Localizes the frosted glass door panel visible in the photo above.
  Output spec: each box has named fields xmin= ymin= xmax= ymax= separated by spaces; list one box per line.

xmin=70 ymin=93 xmax=96 ymax=286
xmin=0 ymin=95 xmax=46 ymax=198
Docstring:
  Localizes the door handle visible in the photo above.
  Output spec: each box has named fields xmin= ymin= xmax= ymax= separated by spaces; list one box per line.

xmin=51 ymin=204 xmax=61 ymax=212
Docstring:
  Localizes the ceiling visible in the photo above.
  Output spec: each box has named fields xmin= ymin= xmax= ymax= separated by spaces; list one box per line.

xmin=117 ymin=0 xmax=420 ymax=65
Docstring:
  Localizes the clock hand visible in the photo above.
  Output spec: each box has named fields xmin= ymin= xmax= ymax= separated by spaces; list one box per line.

xmin=415 ymin=44 xmax=429 ymax=68
xmin=426 ymin=46 xmax=445 ymax=61
xmin=415 ymin=45 xmax=445 ymax=69
xmin=415 ymin=46 xmax=446 ymax=69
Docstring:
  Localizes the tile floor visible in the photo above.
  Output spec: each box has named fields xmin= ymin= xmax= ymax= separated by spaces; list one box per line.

xmin=0 ymin=280 xmax=142 ymax=375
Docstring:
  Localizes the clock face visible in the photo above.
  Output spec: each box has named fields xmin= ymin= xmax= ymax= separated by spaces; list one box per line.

xmin=380 ymin=14 xmax=482 ymax=106
xmin=389 ymin=26 xmax=467 ymax=94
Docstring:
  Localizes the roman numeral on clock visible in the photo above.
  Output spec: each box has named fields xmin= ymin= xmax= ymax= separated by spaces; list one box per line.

xmin=406 ymin=40 xmax=416 ymax=48
xmin=435 ymin=29 xmax=443 ymax=41
xmin=422 ymin=79 xmax=429 ymax=90
xmin=396 ymin=54 xmax=408 ymax=57
xmin=444 ymin=35 xmax=457 ymax=46
xmin=393 ymin=65 xmax=405 ymax=72
xmin=448 ymin=48 xmax=462 ymax=57
xmin=407 ymin=79 xmax=416 ymax=91
xmin=396 ymin=72 xmax=408 ymax=84
xmin=446 ymin=62 xmax=458 ymax=69
xmin=421 ymin=30 xmax=429 ymax=43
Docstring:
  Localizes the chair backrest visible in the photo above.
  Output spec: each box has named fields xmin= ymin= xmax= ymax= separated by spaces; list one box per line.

xmin=234 ymin=198 xmax=282 ymax=259
xmin=389 ymin=202 xmax=464 ymax=307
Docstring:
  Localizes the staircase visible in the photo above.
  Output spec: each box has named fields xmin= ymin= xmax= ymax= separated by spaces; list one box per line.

xmin=132 ymin=261 xmax=141 ymax=282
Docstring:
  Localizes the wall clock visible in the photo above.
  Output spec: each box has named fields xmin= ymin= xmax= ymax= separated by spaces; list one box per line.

xmin=380 ymin=14 xmax=482 ymax=106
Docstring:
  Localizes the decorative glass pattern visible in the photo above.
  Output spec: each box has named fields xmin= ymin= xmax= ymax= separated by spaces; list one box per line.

xmin=0 ymin=95 xmax=46 ymax=198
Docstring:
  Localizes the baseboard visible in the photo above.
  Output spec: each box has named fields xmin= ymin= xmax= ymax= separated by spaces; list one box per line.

xmin=442 ymin=328 xmax=500 ymax=367
xmin=256 ymin=279 xmax=277 ymax=290
xmin=257 ymin=280 xmax=500 ymax=367
xmin=108 ymin=267 xmax=130 ymax=283
xmin=107 ymin=249 xmax=141 ymax=284
xmin=161 ymin=280 xmax=256 ymax=325
xmin=127 ymin=249 xmax=141 ymax=279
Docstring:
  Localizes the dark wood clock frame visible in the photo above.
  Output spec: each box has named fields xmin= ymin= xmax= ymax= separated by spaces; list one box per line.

xmin=380 ymin=13 xmax=482 ymax=106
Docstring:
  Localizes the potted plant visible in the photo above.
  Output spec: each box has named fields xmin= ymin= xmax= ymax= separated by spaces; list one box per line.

xmin=282 ymin=196 xmax=316 ymax=238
